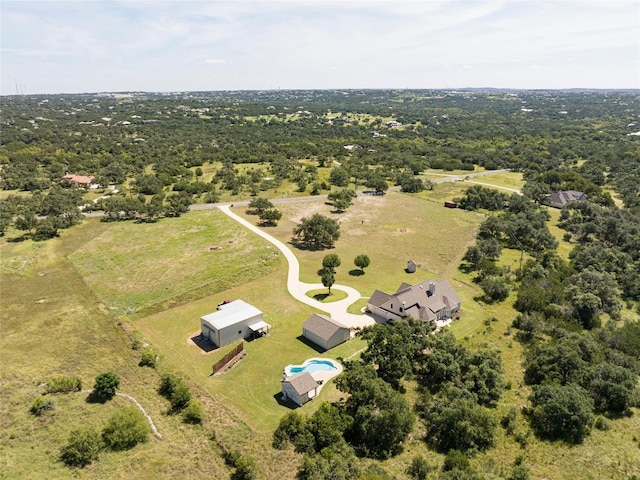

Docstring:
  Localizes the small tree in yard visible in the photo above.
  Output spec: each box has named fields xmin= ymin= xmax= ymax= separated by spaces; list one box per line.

xmin=93 ymin=372 xmax=120 ymax=400
xmin=322 ymin=253 xmax=341 ymax=273
xmin=60 ymin=427 xmax=103 ymax=468
xmin=320 ymin=269 xmax=335 ymax=295
xmin=354 ymin=254 xmax=370 ymax=273
xmin=259 ymin=208 xmax=282 ymax=226
xmin=102 ymin=406 xmax=150 ymax=451
xmin=247 ymin=197 xmax=273 ymax=214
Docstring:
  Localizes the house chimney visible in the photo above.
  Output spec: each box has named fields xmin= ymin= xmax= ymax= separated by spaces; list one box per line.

xmin=428 ymin=281 xmax=436 ymax=295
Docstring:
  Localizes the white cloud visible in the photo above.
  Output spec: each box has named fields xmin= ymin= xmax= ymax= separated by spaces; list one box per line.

xmin=1 ymin=0 xmax=638 ymax=94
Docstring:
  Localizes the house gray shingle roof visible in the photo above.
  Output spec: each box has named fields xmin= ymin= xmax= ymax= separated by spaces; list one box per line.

xmin=548 ymin=190 xmax=587 ymax=208
xmin=370 ymin=279 xmax=461 ymax=322
xmin=283 ymin=372 xmax=318 ymax=395
xmin=368 ymin=290 xmax=393 ymax=307
xmin=302 ymin=313 xmax=349 ymax=341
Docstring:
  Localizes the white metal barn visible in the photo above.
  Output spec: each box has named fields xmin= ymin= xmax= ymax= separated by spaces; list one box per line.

xmin=200 ymin=300 xmax=268 ymax=348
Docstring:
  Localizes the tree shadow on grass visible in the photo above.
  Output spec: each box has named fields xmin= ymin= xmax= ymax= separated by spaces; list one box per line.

xmin=7 ymin=234 xmax=29 ymax=243
xmin=290 ymin=239 xmax=333 ymax=252
xmin=312 ymin=293 xmax=331 ymax=301
xmin=348 ymin=269 xmax=364 ymax=277
xmin=85 ymin=391 xmax=110 ymax=404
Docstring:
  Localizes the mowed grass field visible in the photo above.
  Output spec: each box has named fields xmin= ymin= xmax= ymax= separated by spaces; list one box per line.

xmin=2 ymin=171 xmax=639 ymax=479
xmin=68 ymin=210 xmax=282 ymax=318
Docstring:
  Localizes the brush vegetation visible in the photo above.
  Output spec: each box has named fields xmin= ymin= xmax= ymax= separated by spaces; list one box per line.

xmin=2 ymin=90 xmax=639 ymax=479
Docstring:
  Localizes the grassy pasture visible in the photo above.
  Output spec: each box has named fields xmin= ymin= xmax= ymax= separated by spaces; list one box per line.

xmin=0 ymin=222 xmax=234 ymax=479
xmin=3 ymin=171 xmax=639 ymax=479
xmin=135 ymin=190 xmax=485 ymax=429
xmin=240 ymin=190 xmax=485 ymax=298
xmin=68 ymin=210 xmax=282 ymax=318
xmin=465 ymin=171 xmax=525 ymax=191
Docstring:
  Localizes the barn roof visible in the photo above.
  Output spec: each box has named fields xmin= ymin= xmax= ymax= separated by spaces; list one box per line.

xmin=302 ymin=313 xmax=349 ymax=341
xmin=201 ymin=300 xmax=262 ymax=330
xmin=282 ymin=372 xmax=318 ymax=395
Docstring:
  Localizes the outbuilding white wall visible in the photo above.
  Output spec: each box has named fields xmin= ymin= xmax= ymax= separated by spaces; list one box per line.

xmin=302 ymin=328 xmax=350 ymax=351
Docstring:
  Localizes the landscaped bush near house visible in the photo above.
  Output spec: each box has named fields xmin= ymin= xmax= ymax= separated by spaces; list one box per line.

xmin=102 ymin=406 xmax=150 ymax=451
xmin=30 ymin=396 xmax=55 ymax=416
xmin=45 ymin=375 xmax=82 ymax=394
xmin=60 ymin=427 xmax=103 ymax=468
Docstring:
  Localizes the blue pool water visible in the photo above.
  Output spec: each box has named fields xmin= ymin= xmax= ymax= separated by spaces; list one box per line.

xmin=289 ymin=360 xmax=337 ymax=374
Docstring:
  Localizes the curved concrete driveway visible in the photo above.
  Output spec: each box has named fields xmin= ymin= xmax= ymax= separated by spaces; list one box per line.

xmin=218 ymin=204 xmax=375 ymax=329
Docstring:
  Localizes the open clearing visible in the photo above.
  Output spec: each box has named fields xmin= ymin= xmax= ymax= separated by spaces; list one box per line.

xmin=2 ymin=173 xmax=639 ymax=479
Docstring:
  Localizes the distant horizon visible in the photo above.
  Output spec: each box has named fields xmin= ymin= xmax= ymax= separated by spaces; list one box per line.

xmin=2 ymin=1 xmax=638 ymax=95
xmin=4 ymin=86 xmax=640 ymax=98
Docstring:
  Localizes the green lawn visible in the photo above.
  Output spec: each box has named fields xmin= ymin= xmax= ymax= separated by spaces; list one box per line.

xmin=238 ymin=190 xmax=484 ymax=299
xmin=3 ymin=185 xmax=639 ymax=480
xmin=466 ymin=171 xmax=525 ymax=191
xmin=136 ymin=273 xmax=367 ymax=436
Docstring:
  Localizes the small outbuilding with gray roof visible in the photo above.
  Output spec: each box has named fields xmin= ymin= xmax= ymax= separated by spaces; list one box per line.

xmin=281 ymin=372 xmax=320 ymax=406
xmin=302 ymin=313 xmax=351 ymax=351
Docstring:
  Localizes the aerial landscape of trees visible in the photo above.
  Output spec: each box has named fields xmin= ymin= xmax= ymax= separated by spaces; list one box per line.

xmin=2 ymin=88 xmax=639 ymax=479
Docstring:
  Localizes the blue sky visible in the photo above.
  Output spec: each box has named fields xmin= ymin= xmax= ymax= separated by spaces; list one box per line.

xmin=1 ymin=0 xmax=638 ymax=94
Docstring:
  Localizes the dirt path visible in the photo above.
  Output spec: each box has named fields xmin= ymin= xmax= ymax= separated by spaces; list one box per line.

xmin=80 ymin=390 xmax=162 ymax=439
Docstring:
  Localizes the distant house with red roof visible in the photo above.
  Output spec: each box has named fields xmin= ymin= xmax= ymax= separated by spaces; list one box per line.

xmin=62 ymin=174 xmax=96 ymax=188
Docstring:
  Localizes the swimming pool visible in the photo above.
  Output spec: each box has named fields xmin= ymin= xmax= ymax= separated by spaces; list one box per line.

xmin=285 ymin=359 xmax=338 ymax=376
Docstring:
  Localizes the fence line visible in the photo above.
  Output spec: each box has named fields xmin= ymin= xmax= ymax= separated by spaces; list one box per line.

xmin=212 ymin=342 xmax=244 ymax=375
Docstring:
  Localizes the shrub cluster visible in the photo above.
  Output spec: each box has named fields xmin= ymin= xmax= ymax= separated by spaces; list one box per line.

xmin=30 ymin=396 xmax=56 ymax=416
xmin=45 ymin=376 xmax=82 ymax=394
xmin=60 ymin=406 xmax=150 ymax=468
xmin=158 ymin=373 xmax=203 ymax=424
xmin=93 ymin=372 xmax=120 ymax=400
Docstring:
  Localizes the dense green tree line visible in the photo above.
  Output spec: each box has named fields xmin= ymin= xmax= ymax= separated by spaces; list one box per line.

xmin=2 ymin=89 xmax=638 ymax=239
xmin=273 ymin=320 xmax=506 ymax=477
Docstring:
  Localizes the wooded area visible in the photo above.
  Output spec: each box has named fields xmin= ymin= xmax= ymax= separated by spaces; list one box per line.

xmin=2 ymin=89 xmax=639 ymax=479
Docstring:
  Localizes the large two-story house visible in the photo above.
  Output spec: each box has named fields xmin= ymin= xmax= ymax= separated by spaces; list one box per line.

xmin=367 ymin=279 xmax=461 ymax=323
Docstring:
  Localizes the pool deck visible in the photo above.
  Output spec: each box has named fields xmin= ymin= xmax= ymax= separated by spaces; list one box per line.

xmin=284 ymin=357 xmax=343 ymax=392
